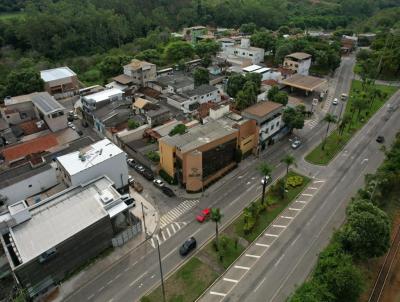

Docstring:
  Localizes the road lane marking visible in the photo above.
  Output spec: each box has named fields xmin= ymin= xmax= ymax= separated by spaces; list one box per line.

xmin=210 ymin=291 xmax=227 ymax=297
xmin=301 ymin=193 xmax=313 ymax=197
xmin=290 ymin=234 xmax=301 ymax=247
xmin=272 ymin=225 xmax=287 ymax=228
xmin=223 ymin=278 xmax=239 ymax=283
xmin=161 ymin=231 xmax=166 ymax=241
xmin=87 ymin=294 xmax=94 ymax=300
xmin=313 ymin=180 xmax=325 ymax=183
xmin=309 ymin=187 xmax=318 ymax=190
xmin=114 ymin=273 xmax=121 ymax=280
xmin=281 ymin=216 xmax=294 ymax=219
xmin=107 ymin=280 xmax=113 ymax=285
xmin=245 ymin=253 xmax=261 ymax=259
xmin=256 ymin=243 xmax=270 ymax=247
xmin=289 ymin=207 xmax=301 ymax=211
xmin=98 ymin=286 xmax=104 ymax=293
xmin=275 ymin=254 xmax=285 ymax=267
xmin=124 ymin=267 xmax=130 ymax=272
xmin=296 ymin=200 xmax=307 ymax=204
xmin=254 ymin=277 xmax=266 ymax=292
xmin=234 ymin=265 xmax=250 ymax=270
xmin=171 ymin=223 xmax=176 ymax=232
xmin=265 ymin=233 xmax=279 ymax=237
xmin=166 ymin=227 xmax=171 ymax=237
xmin=129 ymin=271 xmax=147 ymax=287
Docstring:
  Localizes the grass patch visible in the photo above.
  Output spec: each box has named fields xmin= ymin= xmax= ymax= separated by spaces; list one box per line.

xmin=234 ymin=171 xmax=310 ymax=242
xmin=143 ymin=257 xmax=218 ymax=302
xmin=306 ymin=80 xmax=398 ymax=165
xmin=204 ymin=235 xmax=245 ymax=269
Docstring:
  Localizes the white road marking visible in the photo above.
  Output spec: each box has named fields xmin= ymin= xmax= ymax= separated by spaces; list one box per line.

xmin=296 ymin=200 xmax=307 ymax=204
xmin=114 ymin=273 xmax=121 ymax=280
xmin=289 ymin=207 xmax=301 ymax=211
xmin=108 ymin=299 xmax=114 ymax=302
xmin=313 ymin=180 xmax=325 ymax=183
xmin=124 ymin=267 xmax=130 ymax=272
xmin=301 ymin=193 xmax=313 ymax=197
xmin=272 ymin=225 xmax=287 ymax=228
xmin=265 ymin=233 xmax=279 ymax=237
xmin=171 ymin=223 xmax=176 ymax=232
xmin=254 ymin=277 xmax=266 ymax=292
xmin=210 ymin=291 xmax=227 ymax=297
xmin=161 ymin=231 xmax=166 ymax=241
xmin=256 ymin=243 xmax=270 ymax=247
xmin=160 ymin=200 xmax=199 ymax=227
xmin=150 ymin=275 xmax=155 ymax=279
xmin=107 ymin=280 xmax=113 ymax=285
xmin=281 ymin=216 xmax=294 ymax=219
xmin=223 ymin=278 xmax=239 ymax=283
xmin=174 ymin=222 xmax=181 ymax=230
xmin=129 ymin=271 xmax=147 ymax=287
xmin=274 ymin=254 xmax=285 ymax=267
xmin=245 ymin=253 xmax=261 ymax=259
xmin=235 ymin=265 xmax=250 ymax=270
xmin=166 ymin=227 xmax=171 ymax=237
xmin=87 ymin=294 xmax=95 ymax=300
xmin=98 ymin=286 xmax=104 ymax=292
xmin=309 ymin=187 xmax=318 ymax=190
xmin=290 ymin=234 xmax=301 ymax=247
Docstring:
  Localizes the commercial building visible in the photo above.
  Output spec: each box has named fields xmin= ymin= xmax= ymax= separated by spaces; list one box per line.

xmin=0 ymin=176 xmax=136 ymax=297
xmin=81 ymin=88 xmax=124 ymax=113
xmin=56 ymin=139 xmax=129 ymax=191
xmin=242 ymin=101 xmax=284 ymax=145
xmin=123 ymin=59 xmax=157 ymax=86
xmin=40 ymin=67 xmax=79 ymax=97
xmin=280 ymin=73 xmax=327 ymax=95
xmin=224 ymin=38 xmax=265 ymax=64
xmin=283 ymin=52 xmax=312 ymax=75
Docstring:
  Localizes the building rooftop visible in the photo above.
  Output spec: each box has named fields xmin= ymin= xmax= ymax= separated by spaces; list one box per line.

xmin=150 ymin=119 xmax=182 ymax=138
xmin=242 ymin=65 xmax=262 ymax=72
xmin=31 ymin=92 xmax=65 ymax=115
xmin=285 ymin=52 xmax=312 ymax=61
xmin=40 ymin=67 xmax=76 ymax=82
xmin=243 ymin=101 xmax=283 ymax=118
xmin=9 ymin=176 xmax=119 ymax=264
xmin=133 ymin=98 xmax=151 ymax=109
xmin=83 ymin=88 xmax=123 ymax=103
xmin=4 ymin=93 xmax=36 ymax=106
xmin=124 ymin=59 xmax=155 ymax=71
xmin=113 ymin=74 xmax=133 ymax=85
xmin=254 ymin=67 xmax=271 ymax=74
xmin=281 ymin=74 xmax=326 ymax=92
xmin=156 ymin=74 xmax=194 ymax=90
xmin=162 ymin=119 xmax=237 ymax=153
xmin=56 ymin=138 xmax=124 ymax=176
xmin=185 ymin=84 xmax=217 ymax=97
xmin=166 ymin=93 xmax=188 ymax=104
xmin=146 ymin=106 xmax=170 ymax=118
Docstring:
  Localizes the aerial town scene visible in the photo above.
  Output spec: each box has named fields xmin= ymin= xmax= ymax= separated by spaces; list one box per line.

xmin=0 ymin=0 xmax=399 ymax=301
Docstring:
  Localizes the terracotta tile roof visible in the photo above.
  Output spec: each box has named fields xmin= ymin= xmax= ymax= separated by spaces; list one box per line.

xmin=278 ymin=67 xmax=295 ymax=76
xmin=113 ymin=74 xmax=133 ymax=85
xmin=1 ymin=133 xmax=58 ymax=162
xmin=18 ymin=119 xmax=48 ymax=135
xmin=138 ymin=87 xmax=161 ymax=99
xmin=243 ymin=101 xmax=283 ymax=117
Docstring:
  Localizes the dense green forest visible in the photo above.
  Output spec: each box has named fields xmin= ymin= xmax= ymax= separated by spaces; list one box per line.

xmin=0 ymin=0 xmax=399 ymax=97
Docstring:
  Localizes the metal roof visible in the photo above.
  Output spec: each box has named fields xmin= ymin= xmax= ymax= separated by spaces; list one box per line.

xmin=242 ymin=65 xmax=262 ymax=72
xmin=185 ymin=84 xmax=217 ymax=97
xmin=9 ymin=177 xmax=117 ymax=264
xmin=31 ymin=92 xmax=65 ymax=114
xmin=40 ymin=67 xmax=76 ymax=82
xmin=83 ymin=88 xmax=123 ymax=103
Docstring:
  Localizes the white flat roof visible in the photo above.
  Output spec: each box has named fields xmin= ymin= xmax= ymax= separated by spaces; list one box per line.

xmin=242 ymin=65 xmax=262 ymax=72
xmin=254 ymin=67 xmax=271 ymax=73
xmin=56 ymin=139 xmax=125 ymax=175
xmin=10 ymin=177 xmax=116 ymax=264
xmin=40 ymin=67 xmax=76 ymax=82
xmin=84 ymin=88 xmax=123 ymax=103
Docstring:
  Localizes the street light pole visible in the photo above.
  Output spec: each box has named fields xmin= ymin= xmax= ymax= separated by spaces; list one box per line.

xmin=141 ymin=202 xmax=148 ymax=238
xmin=156 ymin=237 xmax=166 ymax=302
xmin=261 ymin=176 xmax=267 ymax=205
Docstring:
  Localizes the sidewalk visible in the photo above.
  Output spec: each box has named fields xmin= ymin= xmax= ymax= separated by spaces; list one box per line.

xmin=52 ymin=190 xmax=158 ymax=302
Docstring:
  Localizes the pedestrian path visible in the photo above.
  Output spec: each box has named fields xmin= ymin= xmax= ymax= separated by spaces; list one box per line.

xmin=322 ymin=95 xmax=332 ymax=113
xmin=159 ymin=199 xmax=199 ymax=228
xmin=150 ymin=221 xmax=187 ymax=248
xmin=305 ymin=117 xmax=319 ymax=129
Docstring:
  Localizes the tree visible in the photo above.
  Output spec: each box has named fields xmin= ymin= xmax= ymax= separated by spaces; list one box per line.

xmin=267 ymin=86 xmax=279 ymax=101
xmin=98 ymin=55 xmax=130 ymax=79
xmin=240 ymin=22 xmax=257 ymax=34
xmin=227 ymin=73 xmax=246 ymax=98
xmin=274 ymin=91 xmax=289 ymax=106
xmin=250 ymin=31 xmax=276 ymax=52
xmin=169 ymin=124 xmax=187 ymax=136
xmin=194 ymin=40 xmax=220 ymax=58
xmin=127 ymin=119 xmax=140 ymax=129
xmin=234 ymin=90 xmax=250 ymax=111
xmin=283 ymin=107 xmax=305 ymax=133
xmin=244 ymin=73 xmax=262 ymax=94
xmin=193 ymin=67 xmax=209 ymax=87
xmin=5 ymin=69 xmax=44 ymax=96
xmin=352 ymin=97 xmax=368 ymax=121
xmin=338 ymin=113 xmax=352 ymax=135
xmin=211 ymin=208 xmax=222 ymax=251
xmin=164 ymin=41 xmax=194 ymax=63
xmin=338 ymin=199 xmax=390 ymax=260
xmin=289 ymin=280 xmax=333 ymax=302
xmin=281 ymin=154 xmax=296 ymax=177
xmin=258 ymin=162 xmax=272 ymax=205
xmin=321 ymin=113 xmax=337 ymax=150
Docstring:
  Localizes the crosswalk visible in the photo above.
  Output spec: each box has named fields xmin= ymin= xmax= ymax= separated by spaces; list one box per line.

xmin=150 ymin=221 xmax=187 ymax=248
xmin=305 ymin=117 xmax=319 ymax=129
xmin=322 ymin=96 xmax=332 ymax=113
xmin=159 ymin=199 xmax=199 ymax=228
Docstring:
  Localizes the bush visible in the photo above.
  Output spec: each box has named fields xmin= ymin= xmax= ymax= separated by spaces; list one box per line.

xmin=159 ymin=169 xmax=178 ymax=185
xmin=286 ymin=176 xmax=303 ymax=188
xmin=169 ymin=124 xmax=187 ymax=136
xmin=146 ymin=151 xmax=160 ymax=162
xmin=128 ymin=119 xmax=140 ymax=130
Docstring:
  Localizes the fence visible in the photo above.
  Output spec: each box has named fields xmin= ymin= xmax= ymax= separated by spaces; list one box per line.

xmin=111 ymin=220 xmax=142 ymax=247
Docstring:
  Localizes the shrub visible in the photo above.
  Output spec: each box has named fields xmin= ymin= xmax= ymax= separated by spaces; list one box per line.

xmin=146 ymin=151 xmax=160 ymax=162
xmin=169 ymin=124 xmax=187 ymax=136
xmin=128 ymin=119 xmax=140 ymax=129
xmin=159 ymin=169 xmax=178 ymax=185
xmin=286 ymin=176 xmax=303 ymax=188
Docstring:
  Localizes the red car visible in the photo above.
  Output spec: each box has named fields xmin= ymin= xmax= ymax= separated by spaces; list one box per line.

xmin=196 ymin=208 xmax=211 ymax=223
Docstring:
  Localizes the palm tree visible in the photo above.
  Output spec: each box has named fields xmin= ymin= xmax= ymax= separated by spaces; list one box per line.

xmin=258 ymin=162 xmax=272 ymax=205
xmin=281 ymin=154 xmax=296 ymax=177
xmin=322 ymin=113 xmax=337 ymax=150
xmin=353 ymin=96 xmax=368 ymax=121
xmin=211 ymin=208 xmax=222 ymax=251
xmin=339 ymin=113 xmax=352 ymax=135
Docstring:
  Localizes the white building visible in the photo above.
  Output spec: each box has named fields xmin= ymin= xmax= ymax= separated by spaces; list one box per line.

xmin=56 ymin=139 xmax=129 ymax=190
xmin=224 ymin=38 xmax=265 ymax=64
xmin=40 ymin=66 xmax=79 ymax=98
xmin=31 ymin=92 xmax=67 ymax=132
xmin=283 ymin=52 xmax=312 ymax=75
xmin=218 ymin=38 xmax=235 ymax=51
xmin=81 ymin=88 xmax=124 ymax=113
xmin=242 ymin=65 xmax=282 ymax=81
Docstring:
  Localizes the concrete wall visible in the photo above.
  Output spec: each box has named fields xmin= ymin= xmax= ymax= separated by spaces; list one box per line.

xmin=116 ymin=124 xmax=149 ymax=146
xmin=0 ymin=167 xmax=57 ymax=205
xmin=159 ymin=140 xmax=176 ymax=177
xmin=225 ymin=46 xmax=265 ymax=64
xmin=283 ymin=58 xmax=311 ymax=75
xmin=259 ymin=115 xmax=282 ymax=142
xmin=43 ymin=112 xmax=67 ymax=132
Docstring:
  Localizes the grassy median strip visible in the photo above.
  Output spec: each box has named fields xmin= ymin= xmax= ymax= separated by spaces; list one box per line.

xmin=142 ymin=171 xmax=309 ymax=302
xmin=306 ymin=80 xmax=398 ymax=165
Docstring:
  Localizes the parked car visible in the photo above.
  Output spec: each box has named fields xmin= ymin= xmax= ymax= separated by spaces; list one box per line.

xmin=127 ymin=158 xmax=136 ymax=167
xmin=162 ymin=186 xmax=175 ymax=197
xmin=135 ymin=165 xmax=145 ymax=173
xmin=332 ymin=98 xmax=339 ymax=105
xmin=376 ymin=136 xmax=385 ymax=143
xmin=153 ymin=178 xmax=165 ymax=188
xmin=196 ymin=208 xmax=211 ymax=223
xmin=128 ymin=175 xmax=134 ymax=185
xmin=261 ymin=175 xmax=271 ymax=185
xmin=77 ymin=129 xmax=83 ymax=136
xmin=142 ymin=170 xmax=154 ymax=181
xmin=133 ymin=181 xmax=143 ymax=193
xmin=179 ymin=237 xmax=197 ymax=256
xmin=291 ymin=139 xmax=301 ymax=149
xmin=67 ymin=122 xmax=73 ymax=128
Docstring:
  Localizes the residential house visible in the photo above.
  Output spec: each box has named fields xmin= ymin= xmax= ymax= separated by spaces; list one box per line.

xmin=40 ymin=67 xmax=79 ymax=98
xmin=242 ymin=65 xmax=282 ymax=81
xmin=93 ymin=103 xmax=132 ymax=137
xmin=145 ymin=106 xmax=171 ymax=127
xmin=3 ymin=94 xmax=37 ymax=125
xmin=218 ymin=38 xmax=235 ymax=51
xmin=224 ymin=38 xmax=265 ymax=64
xmin=31 ymin=92 xmax=67 ymax=132
xmin=123 ymin=59 xmax=157 ymax=87
xmin=283 ymin=52 xmax=312 ymax=75
xmin=148 ymin=73 xmax=194 ymax=94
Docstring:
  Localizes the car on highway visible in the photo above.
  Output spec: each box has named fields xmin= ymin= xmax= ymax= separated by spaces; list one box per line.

xmin=332 ymin=98 xmax=339 ymax=105
xmin=291 ymin=139 xmax=301 ymax=149
xmin=196 ymin=208 xmax=211 ymax=223
xmin=161 ymin=186 xmax=175 ymax=197
xmin=153 ymin=178 xmax=164 ymax=188
xmin=261 ymin=175 xmax=271 ymax=185
xmin=179 ymin=237 xmax=197 ymax=256
xmin=376 ymin=136 xmax=385 ymax=143
xmin=340 ymin=93 xmax=348 ymax=101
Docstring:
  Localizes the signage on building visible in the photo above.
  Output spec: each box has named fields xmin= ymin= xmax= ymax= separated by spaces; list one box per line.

xmin=188 ymin=168 xmax=201 ymax=178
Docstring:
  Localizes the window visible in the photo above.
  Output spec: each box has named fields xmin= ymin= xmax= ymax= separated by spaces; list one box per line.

xmin=271 ymin=124 xmax=274 ymax=130
xmin=249 ymin=53 xmax=253 ymax=57
xmin=276 ymin=121 xmax=280 ymax=127
xmin=39 ymin=247 xmax=57 ymax=263
xmin=28 ymin=184 xmax=32 ymax=188
xmin=242 ymin=52 xmax=245 ymax=55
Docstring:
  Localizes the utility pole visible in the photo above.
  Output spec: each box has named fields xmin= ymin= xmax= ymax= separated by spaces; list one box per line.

xmin=156 ymin=237 xmax=166 ymax=302
xmin=261 ymin=176 xmax=267 ymax=205
xmin=141 ymin=202 xmax=148 ymax=238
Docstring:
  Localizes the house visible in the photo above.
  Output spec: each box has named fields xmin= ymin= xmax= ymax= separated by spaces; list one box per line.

xmin=106 ymin=74 xmax=136 ymax=97
xmin=148 ymin=73 xmax=194 ymax=94
xmin=283 ymin=52 xmax=312 ymax=75
xmin=242 ymin=65 xmax=282 ymax=81
xmin=31 ymin=92 xmax=67 ymax=132
xmin=145 ymin=106 xmax=171 ymax=127
xmin=242 ymin=101 xmax=284 ymax=145
xmin=0 ymin=176 xmax=136 ymax=298
xmin=3 ymin=93 xmax=37 ymax=124
xmin=93 ymin=103 xmax=132 ymax=137
xmin=218 ymin=38 xmax=235 ymax=51
xmin=56 ymin=139 xmax=129 ymax=191
xmin=224 ymin=38 xmax=265 ymax=64
xmin=123 ymin=59 xmax=157 ymax=86
xmin=40 ymin=67 xmax=79 ymax=98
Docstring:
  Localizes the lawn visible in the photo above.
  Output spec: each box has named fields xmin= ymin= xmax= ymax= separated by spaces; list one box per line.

xmin=143 ymin=257 xmax=218 ymax=302
xmin=234 ymin=171 xmax=310 ymax=242
xmin=203 ymin=235 xmax=245 ymax=269
xmin=306 ymin=80 xmax=398 ymax=165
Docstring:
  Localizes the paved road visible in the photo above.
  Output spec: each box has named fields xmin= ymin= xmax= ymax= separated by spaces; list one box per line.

xmin=200 ymin=89 xmax=400 ymax=302
xmin=62 ymin=55 xmax=360 ymax=302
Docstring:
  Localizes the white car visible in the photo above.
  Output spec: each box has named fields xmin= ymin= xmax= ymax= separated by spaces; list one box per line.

xmin=332 ymin=98 xmax=339 ymax=105
xmin=291 ymin=139 xmax=301 ymax=149
xmin=261 ymin=175 xmax=271 ymax=185
xmin=67 ymin=122 xmax=73 ymax=127
xmin=153 ymin=178 xmax=165 ymax=188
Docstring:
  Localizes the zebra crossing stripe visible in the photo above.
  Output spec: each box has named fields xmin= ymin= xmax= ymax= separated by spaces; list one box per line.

xmin=174 ymin=222 xmax=181 ymax=230
xmin=166 ymin=228 xmax=171 ymax=237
